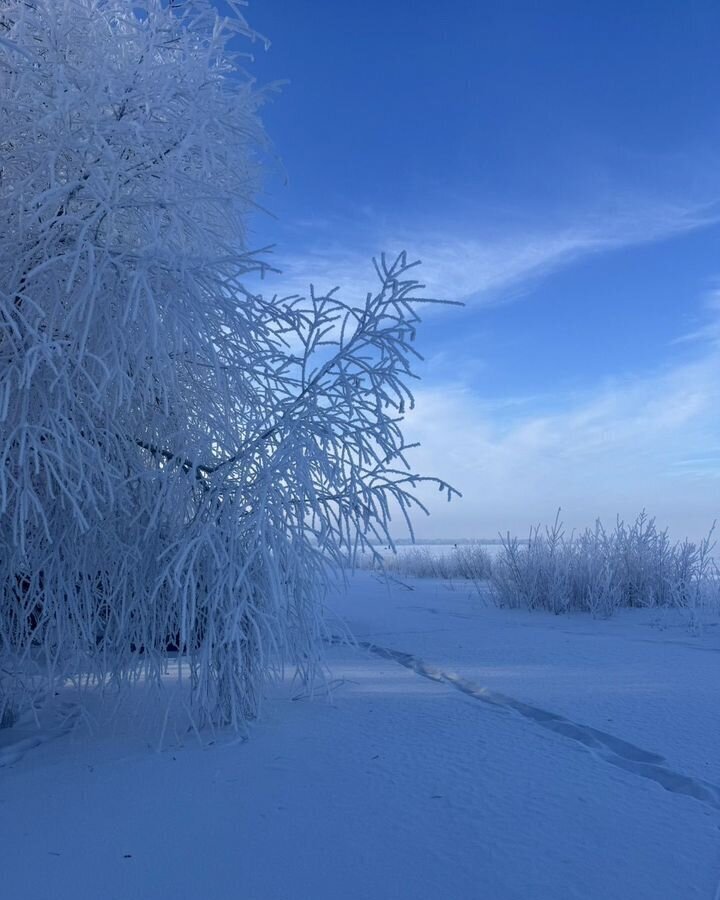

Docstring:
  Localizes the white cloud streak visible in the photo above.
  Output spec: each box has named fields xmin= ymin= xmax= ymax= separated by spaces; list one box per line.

xmin=250 ymin=196 xmax=720 ymax=308
xmin=402 ymin=353 xmax=720 ymax=541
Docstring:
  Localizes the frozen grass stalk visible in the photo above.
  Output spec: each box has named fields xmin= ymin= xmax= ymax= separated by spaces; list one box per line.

xmin=357 ymin=544 xmax=492 ymax=582
xmin=491 ymin=512 xmax=719 ymax=616
xmin=0 ymin=0 xmax=455 ymax=727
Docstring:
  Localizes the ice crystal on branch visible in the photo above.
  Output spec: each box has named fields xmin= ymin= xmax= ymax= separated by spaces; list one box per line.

xmin=0 ymin=0 xmax=455 ymax=727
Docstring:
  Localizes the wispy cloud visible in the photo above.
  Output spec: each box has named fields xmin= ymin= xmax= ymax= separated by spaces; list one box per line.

xmin=400 ymin=351 xmax=720 ymax=541
xmin=250 ymin=195 xmax=720 ymax=308
xmin=673 ymin=285 xmax=720 ymax=347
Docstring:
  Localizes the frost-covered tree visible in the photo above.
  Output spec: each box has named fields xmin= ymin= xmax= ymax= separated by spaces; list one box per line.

xmin=0 ymin=0 xmax=454 ymax=727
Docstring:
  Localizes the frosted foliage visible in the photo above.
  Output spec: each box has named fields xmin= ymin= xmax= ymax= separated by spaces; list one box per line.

xmin=492 ymin=513 xmax=719 ymax=617
xmin=0 ymin=1 xmax=453 ymax=727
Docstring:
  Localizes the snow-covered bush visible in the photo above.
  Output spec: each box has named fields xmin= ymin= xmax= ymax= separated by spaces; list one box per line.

xmin=491 ymin=512 xmax=719 ymax=616
xmin=357 ymin=543 xmax=492 ymax=582
xmin=0 ymin=0 xmax=453 ymax=728
xmin=452 ymin=544 xmax=494 ymax=582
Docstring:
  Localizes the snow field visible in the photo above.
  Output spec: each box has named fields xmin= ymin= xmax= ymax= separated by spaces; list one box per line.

xmin=1 ymin=572 xmax=719 ymax=900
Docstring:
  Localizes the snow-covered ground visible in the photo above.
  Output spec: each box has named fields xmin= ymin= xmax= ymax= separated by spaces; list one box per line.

xmin=2 ymin=572 xmax=719 ymax=899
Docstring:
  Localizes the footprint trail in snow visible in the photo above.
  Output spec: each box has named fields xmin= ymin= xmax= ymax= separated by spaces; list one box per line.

xmin=330 ymin=636 xmax=720 ymax=813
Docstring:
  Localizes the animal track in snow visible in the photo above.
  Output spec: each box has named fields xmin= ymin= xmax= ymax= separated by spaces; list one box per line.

xmin=330 ymin=636 xmax=720 ymax=813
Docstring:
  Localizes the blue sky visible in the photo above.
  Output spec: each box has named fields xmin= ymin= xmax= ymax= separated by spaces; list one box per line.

xmin=242 ymin=0 xmax=720 ymax=539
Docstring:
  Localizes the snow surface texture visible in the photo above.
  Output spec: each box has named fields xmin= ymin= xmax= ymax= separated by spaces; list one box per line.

xmin=1 ymin=572 xmax=719 ymax=900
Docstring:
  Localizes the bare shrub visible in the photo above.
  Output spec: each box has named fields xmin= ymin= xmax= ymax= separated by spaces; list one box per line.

xmin=358 ymin=544 xmax=493 ymax=582
xmin=491 ymin=512 xmax=719 ymax=616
